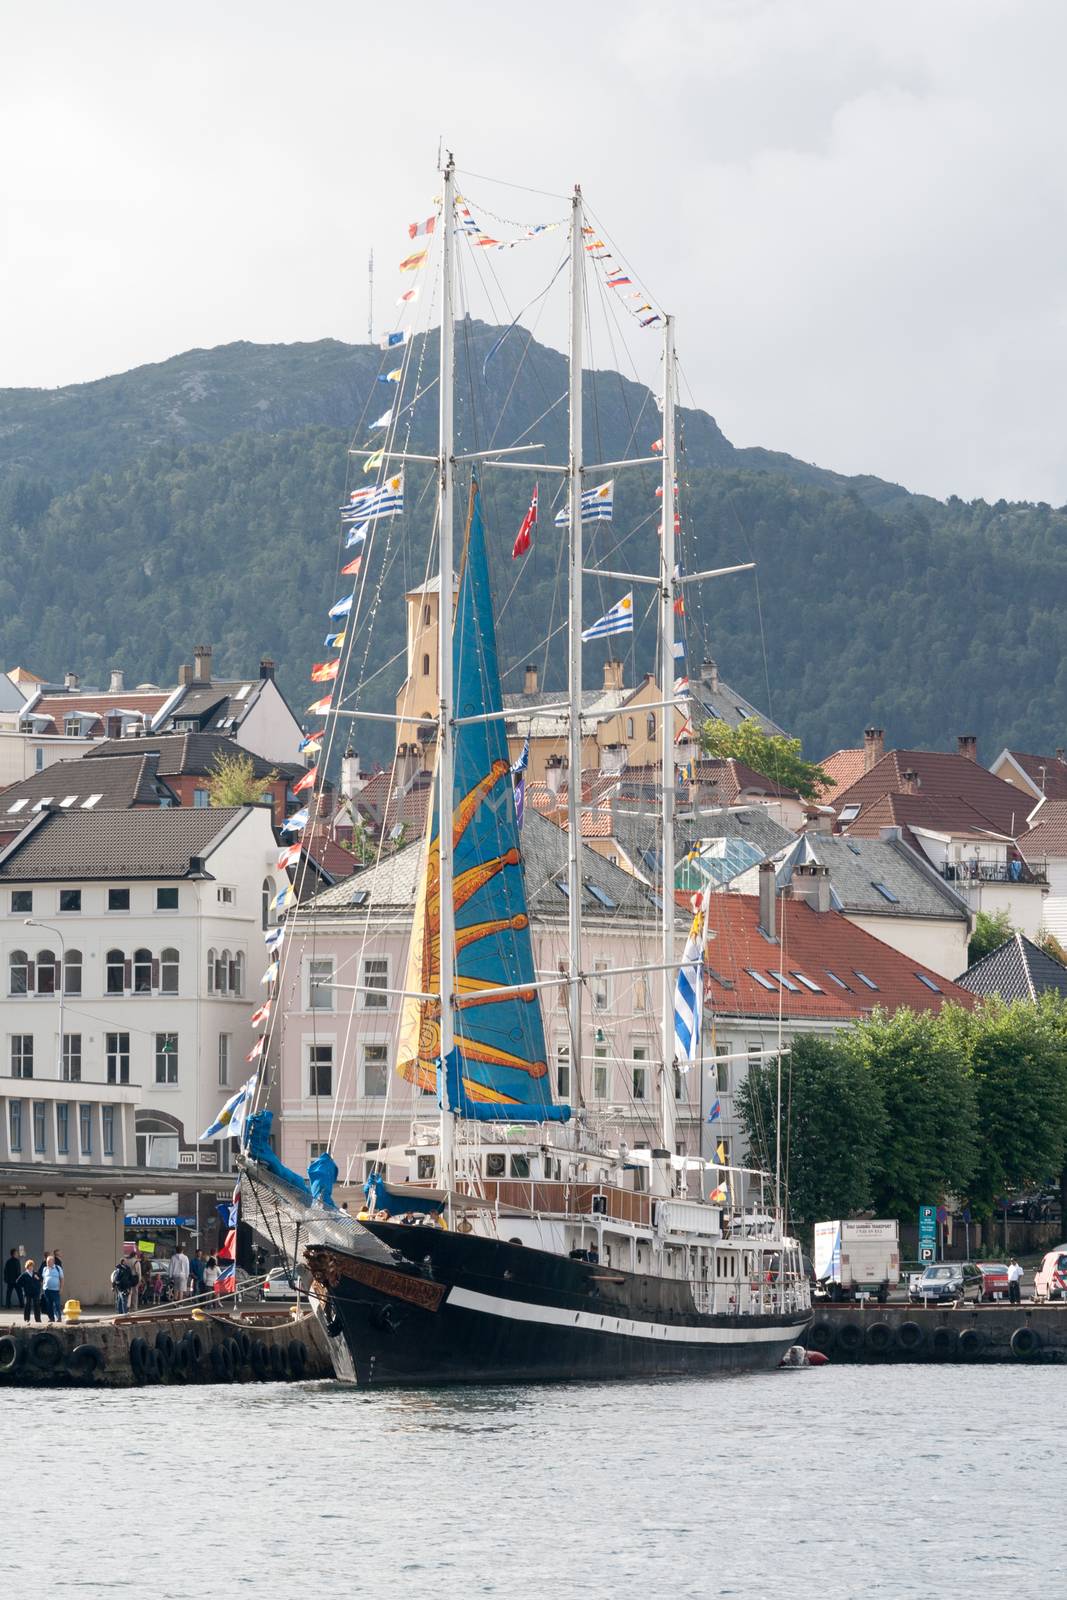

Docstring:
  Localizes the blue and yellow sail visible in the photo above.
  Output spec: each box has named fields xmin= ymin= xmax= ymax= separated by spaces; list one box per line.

xmin=398 ymin=480 xmax=569 ymax=1123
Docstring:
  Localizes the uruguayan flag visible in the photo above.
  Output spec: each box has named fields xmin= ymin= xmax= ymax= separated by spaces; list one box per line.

xmin=340 ymin=472 xmax=404 ymax=526
xmin=200 ymin=1073 xmax=258 ymax=1142
xmin=329 ymin=593 xmax=354 ymax=619
xmin=554 ymin=478 xmax=614 ymax=526
xmin=581 ymin=591 xmax=633 ymax=642
xmin=672 ymin=911 xmax=704 ymax=1067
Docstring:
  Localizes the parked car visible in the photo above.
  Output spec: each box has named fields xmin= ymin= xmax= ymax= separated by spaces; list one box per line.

xmin=998 ymin=1187 xmax=1061 ymax=1222
xmin=260 ymin=1267 xmax=303 ymax=1301
xmin=910 ymin=1263 xmax=984 ymax=1304
xmin=973 ymin=1261 xmax=1009 ymax=1300
xmin=1034 ymin=1247 xmax=1067 ymax=1301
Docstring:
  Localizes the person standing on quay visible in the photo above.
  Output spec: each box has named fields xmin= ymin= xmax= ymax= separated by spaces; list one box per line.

xmin=169 ymin=1245 xmax=190 ymax=1302
xmin=188 ymin=1248 xmax=205 ymax=1301
xmin=1007 ymin=1258 xmax=1024 ymax=1305
xmin=17 ymin=1260 xmax=42 ymax=1323
xmin=39 ymin=1255 xmax=63 ymax=1322
xmin=125 ymin=1251 xmax=142 ymax=1312
xmin=4 ymin=1248 xmax=23 ymax=1309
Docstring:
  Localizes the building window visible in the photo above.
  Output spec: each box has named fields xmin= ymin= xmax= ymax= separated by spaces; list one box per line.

xmin=673 ymin=1064 xmax=684 ymax=1102
xmin=102 ymin=1105 xmax=115 ymax=1157
xmin=63 ymin=949 xmax=82 ymax=996
xmin=363 ymin=1042 xmax=389 ymax=1097
xmin=156 ymin=887 xmax=178 ymax=911
xmin=64 ymin=719 xmax=80 ymax=738
xmin=309 ymin=1141 xmax=329 ymax=1162
xmin=218 ymin=1034 xmax=231 ymax=1087
xmin=160 ymin=948 xmax=179 ymax=995
xmin=261 ymin=879 xmax=275 ymax=931
xmin=422 ymin=652 xmax=430 ymax=676
xmin=9 ymin=1102 xmax=22 ymax=1152
xmin=133 ymin=948 xmax=152 ymax=994
xmin=233 ymin=952 xmax=244 ymax=997
xmin=62 ymin=1035 xmax=81 ymax=1083
xmin=56 ymin=1103 xmax=69 ymax=1155
xmin=106 ymin=1033 xmax=130 ymax=1085
xmin=362 ymin=956 xmax=388 ymax=1007
xmin=592 ymin=960 xmax=609 ymax=1010
xmin=632 ymin=1044 xmax=648 ymax=1100
xmin=626 ymin=717 xmax=634 ymax=739
xmin=33 ymin=1101 xmax=46 ymax=1154
xmin=11 ymin=890 xmax=31 ymax=914
xmin=207 ymin=947 xmax=216 ymax=994
xmin=422 ymin=604 xmax=431 ymax=625
xmin=216 ymin=949 xmax=230 ymax=994
xmin=647 ymin=713 xmax=656 ymax=738
xmin=36 ymin=949 xmax=57 ymax=997
xmin=716 ymin=1044 xmax=730 ymax=1094
xmin=556 ymin=1042 xmax=571 ymax=1101
xmin=217 ymin=887 xmax=234 ymax=905
xmin=194 ymin=788 xmax=210 ymax=808
xmin=155 ymin=1032 xmax=178 ymax=1085
xmin=11 ymin=1036 xmax=33 ymax=1079
xmin=79 ymin=1104 xmax=92 ymax=1156
xmin=58 ymin=888 xmax=81 ymax=912
xmin=308 ymin=957 xmax=334 ymax=1011
xmin=593 ymin=1047 xmax=608 ymax=1100
xmin=34 ymin=749 xmax=43 ymax=772
xmin=108 ymin=888 xmax=130 ymax=912
xmin=308 ymin=1044 xmax=333 ymax=1098
xmin=106 ymin=949 xmax=125 ymax=995
xmin=9 ymin=949 xmax=29 ymax=996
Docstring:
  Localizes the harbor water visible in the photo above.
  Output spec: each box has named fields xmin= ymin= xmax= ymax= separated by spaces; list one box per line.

xmin=3 ymin=1366 xmax=1055 ymax=1598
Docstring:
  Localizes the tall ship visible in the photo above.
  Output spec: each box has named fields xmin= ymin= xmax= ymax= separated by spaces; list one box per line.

xmin=237 ymin=157 xmax=811 ymax=1385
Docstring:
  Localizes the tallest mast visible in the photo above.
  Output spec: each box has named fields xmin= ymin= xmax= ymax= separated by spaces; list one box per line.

xmin=437 ymin=154 xmax=457 ymax=1191
xmin=658 ymin=314 xmax=678 ymax=1185
xmin=566 ymin=186 xmax=585 ymax=1110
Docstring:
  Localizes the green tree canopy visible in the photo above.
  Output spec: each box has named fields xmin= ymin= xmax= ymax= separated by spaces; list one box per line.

xmin=206 ymin=750 xmax=278 ymax=807
xmin=698 ymin=716 xmax=831 ymax=802
xmin=967 ymin=908 xmax=1014 ymax=967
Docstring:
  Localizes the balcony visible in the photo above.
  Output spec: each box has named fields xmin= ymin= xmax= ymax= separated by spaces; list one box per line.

xmin=938 ymin=860 xmax=1047 ymax=887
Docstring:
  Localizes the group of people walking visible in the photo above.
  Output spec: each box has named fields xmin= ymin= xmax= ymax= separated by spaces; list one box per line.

xmin=3 ymin=1248 xmax=65 ymax=1323
xmin=111 ymin=1247 xmax=221 ymax=1313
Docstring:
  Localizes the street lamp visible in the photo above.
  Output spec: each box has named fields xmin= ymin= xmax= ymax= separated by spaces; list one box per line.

xmin=25 ymin=919 xmax=65 ymax=1078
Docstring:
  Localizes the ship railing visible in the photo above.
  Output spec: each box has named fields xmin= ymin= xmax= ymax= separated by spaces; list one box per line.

xmin=477 ymin=1178 xmax=652 ymax=1227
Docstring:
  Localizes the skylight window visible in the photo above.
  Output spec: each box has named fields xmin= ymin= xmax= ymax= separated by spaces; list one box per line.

xmin=824 ymin=968 xmax=852 ymax=991
xmin=770 ymin=970 xmax=800 ymax=993
xmin=915 ymin=973 xmax=942 ymax=993
xmin=349 ymin=888 xmax=370 ymax=907
xmin=555 ymin=880 xmax=570 ymax=898
xmin=839 ymin=804 xmax=860 ymax=823
xmin=32 ymin=798 xmax=54 ymax=812
xmin=872 ymin=882 xmax=899 ymax=903
xmin=587 ymin=884 xmax=617 ymax=910
xmin=81 ymin=795 xmax=102 ymax=809
xmin=846 ymin=840 xmax=862 ymax=856
xmin=791 ymin=971 xmax=824 ymax=994
xmin=853 ymin=969 xmax=879 ymax=991
xmin=744 ymin=968 xmax=777 ymax=991
xmin=234 ymin=684 xmax=252 ymax=701
xmin=60 ymin=796 xmax=78 ymax=808
xmin=6 ymin=799 xmax=27 ymax=814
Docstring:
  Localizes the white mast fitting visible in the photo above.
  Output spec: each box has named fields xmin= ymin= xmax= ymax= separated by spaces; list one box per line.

xmin=566 ymin=184 xmax=586 ymax=1111
xmin=437 ymin=154 xmax=457 ymax=1197
xmin=657 ymin=313 xmax=678 ymax=1197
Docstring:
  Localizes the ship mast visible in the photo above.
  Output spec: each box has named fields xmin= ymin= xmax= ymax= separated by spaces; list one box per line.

xmin=437 ymin=153 xmax=457 ymax=1193
xmin=566 ymin=185 xmax=586 ymax=1110
xmin=657 ymin=314 xmax=678 ymax=1189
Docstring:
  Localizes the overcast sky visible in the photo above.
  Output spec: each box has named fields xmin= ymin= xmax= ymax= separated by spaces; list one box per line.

xmin=3 ymin=0 xmax=1065 ymax=503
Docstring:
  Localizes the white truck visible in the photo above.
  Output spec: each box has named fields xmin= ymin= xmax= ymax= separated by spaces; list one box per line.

xmin=813 ymin=1219 xmax=900 ymax=1303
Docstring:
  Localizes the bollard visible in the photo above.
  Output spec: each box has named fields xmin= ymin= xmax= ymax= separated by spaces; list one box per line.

xmin=63 ymin=1299 xmax=81 ymax=1324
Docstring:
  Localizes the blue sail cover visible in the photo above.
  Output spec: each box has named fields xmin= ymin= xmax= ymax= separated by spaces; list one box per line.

xmin=398 ymin=481 xmax=569 ymax=1123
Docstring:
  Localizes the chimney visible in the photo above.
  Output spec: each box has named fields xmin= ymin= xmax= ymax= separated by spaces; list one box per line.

xmin=178 ymin=663 xmax=192 ymax=687
xmin=1057 ymin=749 xmax=1066 ymax=764
xmin=757 ymin=861 xmax=777 ymax=940
xmin=600 ymin=743 xmax=627 ymax=776
xmin=193 ymin=644 xmax=212 ymax=683
xmin=340 ymin=745 xmax=362 ymax=800
xmin=108 ymin=668 xmax=125 ymax=693
xmin=804 ymin=807 xmax=833 ymax=835
xmin=957 ymin=734 xmax=978 ymax=762
xmin=259 ymin=657 xmax=276 ymax=682
xmin=63 ymin=671 xmax=79 ymax=691
xmin=902 ymin=768 xmax=919 ymax=795
xmin=701 ymin=658 xmax=720 ymax=694
xmin=546 ymin=754 xmax=564 ymax=797
xmin=792 ymin=861 xmax=832 ymax=914
xmin=863 ymin=726 xmax=884 ymax=771
xmin=603 ymin=658 xmax=624 ymax=693
xmin=395 ymin=742 xmax=418 ymax=786
xmin=524 ymin=664 xmax=539 ymax=696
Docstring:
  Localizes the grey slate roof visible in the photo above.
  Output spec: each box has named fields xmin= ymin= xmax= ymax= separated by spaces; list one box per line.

xmin=155 ymin=680 xmax=267 ymax=735
xmin=730 ymin=830 xmax=971 ymax=920
xmin=0 ymin=754 xmax=178 ymax=818
xmin=90 ymin=733 xmax=301 ymax=781
xmin=300 ymin=810 xmax=672 ymax=924
xmin=611 ymin=802 xmax=795 ymax=879
xmin=956 ymin=932 xmax=1067 ymax=1001
xmin=0 ymin=806 xmax=251 ymax=881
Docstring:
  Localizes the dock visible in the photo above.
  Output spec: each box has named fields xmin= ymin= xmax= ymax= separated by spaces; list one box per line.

xmin=805 ymin=1301 xmax=1067 ymax=1362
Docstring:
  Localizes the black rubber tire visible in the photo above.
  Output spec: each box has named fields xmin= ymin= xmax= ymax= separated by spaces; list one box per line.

xmin=154 ymin=1331 xmax=175 ymax=1370
xmin=836 ymin=1321 xmax=863 ymax=1354
xmin=251 ymin=1339 xmax=271 ymax=1379
xmin=1011 ymin=1325 xmax=1041 ymax=1358
xmin=958 ymin=1327 xmax=983 ymax=1359
xmin=0 ymin=1333 xmax=26 ymax=1374
xmin=184 ymin=1331 xmax=205 ymax=1366
xmin=66 ymin=1343 xmax=105 ymax=1380
xmin=931 ymin=1325 xmax=958 ymax=1359
xmin=896 ymin=1320 xmax=925 ymax=1353
xmin=141 ymin=1346 xmax=159 ymax=1383
xmin=30 ymin=1330 xmax=64 ymax=1370
xmin=864 ymin=1321 xmax=892 ymax=1354
xmin=238 ymin=1330 xmax=252 ymax=1363
xmin=226 ymin=1336 xmax=243 ymax=1372
xmin=209 ymin=1342 xmax=234 ymax=1382
xmin=808 ymin=1320 xmax=835 ymax=1354
xmin=128 ymin=1336 xmax=148 ymax=1379
xmin=269 ymin=1343 xmax=287 ymax=1378
xmin=287 ymin=1339 xmax=308 ymax=1378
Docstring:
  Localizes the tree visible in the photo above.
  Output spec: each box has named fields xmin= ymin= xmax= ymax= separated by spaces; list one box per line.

xmin=967 ymin=908 xmax=1014 ymax=966
xmin=206 ymin=750 xmax=278 ymax=807
xmin=698 ymin=716 xmax=831 ymax=802
xmin=845 ymin=1009 xmax=977 ymax=1218
xmin=1036 ymin=929 xmax=1067 ymax=966
xmin=736 ymin=1034 xmax=884 ymax=1225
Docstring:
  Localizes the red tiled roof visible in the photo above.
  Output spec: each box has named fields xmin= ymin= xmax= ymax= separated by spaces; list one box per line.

xmin=30 ymin=690 xmax=170 ymax=734
xmin=622 ymin=757 xmax=799 ymax=802
xmin=1005 ymin=752 xmax=1067 ymax=801
xmin=677 ymin=889 xmax=977 ymax=1021
xmin=832 ymin=749 xmax=1027 ymax=836
xmin=820 ymin=748 xmax=866 ymax=794
xmin=845 ymin=791 xmax=1015 ymax=845
xmin=355 ymin=769 xmax=433 ymax=839
xmin=1018 ymin=800 xmax=1067 ymax=860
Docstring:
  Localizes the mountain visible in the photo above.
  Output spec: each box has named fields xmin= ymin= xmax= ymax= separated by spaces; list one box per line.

xmin=1 ymin=325 xmax=1064 ymax=767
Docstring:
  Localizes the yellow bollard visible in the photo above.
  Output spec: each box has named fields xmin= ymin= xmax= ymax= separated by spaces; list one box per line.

xmin=191 ymin=1307 xmax=207 ymax=1322
xmin=63 ymin=1298 xmax=81 ymax=1324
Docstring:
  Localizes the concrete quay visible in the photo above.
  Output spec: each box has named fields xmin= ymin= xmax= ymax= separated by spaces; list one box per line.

xmin=0 ymin=1304 xmax=336 ymax=1386
xmin=804 ymin=1300 xmax=1067 ymax=1363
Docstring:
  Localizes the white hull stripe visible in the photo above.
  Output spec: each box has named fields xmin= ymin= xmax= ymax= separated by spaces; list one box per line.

xmin=445 ymin=1286 xmax=799 ymax=1345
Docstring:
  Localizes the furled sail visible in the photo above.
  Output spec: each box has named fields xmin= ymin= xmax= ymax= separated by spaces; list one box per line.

xmin=398 ymin=480 xmax=569 ymax=1122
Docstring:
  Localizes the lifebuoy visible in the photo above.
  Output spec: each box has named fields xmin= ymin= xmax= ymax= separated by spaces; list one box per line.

xmin=66 ymin=1344 xmax=105 ymax=1380
xmin=931 ymin=1325 xmax=957 ymax=1359
xmin=30 ymin=1330 xmax=63 ymax=1370
xmin=836 ymin=1321 xmax=863 ymax=1354
xmin=1010 ymin=1325 xmax=1041 ymax=1359
xmin=864 ymin=1322 xmax=892 ymax=1354
xmin=895 ymin=1320 xmax=925 ymax=1354
xmin=808 ymin=1320 xmax=834 ymax=1353
xmin=0 ymin=1333 xmax=26 ymax=1375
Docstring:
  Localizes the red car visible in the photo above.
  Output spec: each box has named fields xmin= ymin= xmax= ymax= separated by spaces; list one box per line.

xmin=974 ymin=1261 xmax=1009 ymax=1300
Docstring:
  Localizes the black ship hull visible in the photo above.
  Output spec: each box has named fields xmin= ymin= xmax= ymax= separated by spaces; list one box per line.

xmin=307 ymin=1223 xmax=810 ymax=1387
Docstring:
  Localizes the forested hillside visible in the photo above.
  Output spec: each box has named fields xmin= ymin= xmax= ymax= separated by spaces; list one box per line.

xmin=1 ymin=326 xmax=1064 ymax=766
